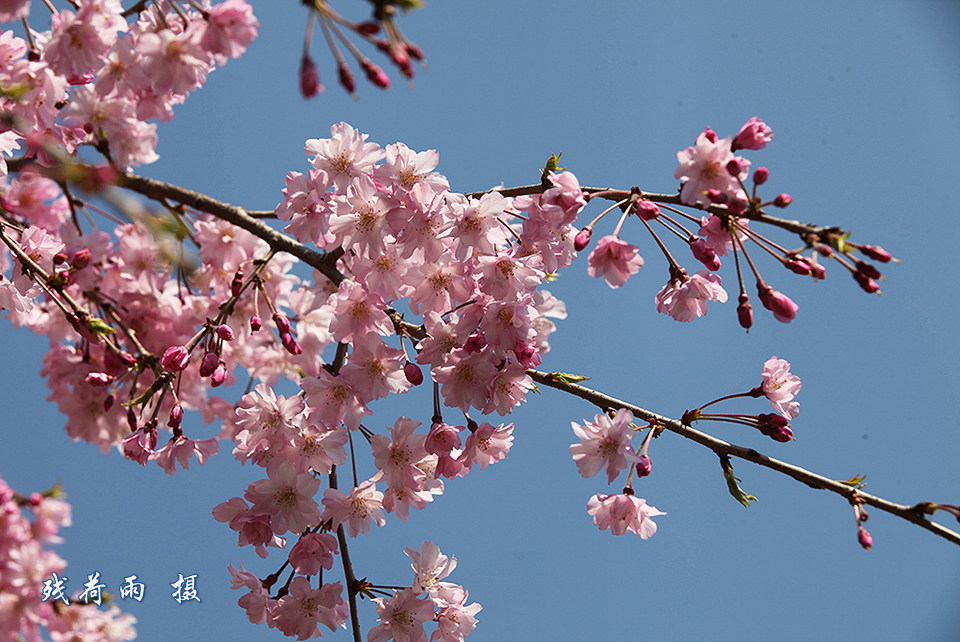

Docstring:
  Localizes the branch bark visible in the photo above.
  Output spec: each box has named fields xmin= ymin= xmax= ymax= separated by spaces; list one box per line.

xmin=527 ymin=369 xmax=960 ymax=547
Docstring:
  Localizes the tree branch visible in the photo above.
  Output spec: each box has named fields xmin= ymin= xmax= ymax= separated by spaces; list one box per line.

xmin=527 ymin=369 xmax=960 ymax=547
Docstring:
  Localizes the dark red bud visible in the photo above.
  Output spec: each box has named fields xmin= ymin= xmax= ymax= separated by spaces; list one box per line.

xmin=199 ymin=351 xmax=220 ymax=377
xmin=338 ymin=62 xmax=356 ymax=95
xmin=71 ymin=249 xmax=91 ymax=269
xmin=53 ymin=252 xmax=67 ymax=265
xmin=753 ymin=167 xmax=769 ymax=185
xmin=635 ymin=455 xmax=652 ymax=478
xmin=216 ymin=324 xmax=235 ymax=341
xmin=737 ymin=294 xmax=753 ymax=330
xmin=635 ymin=200 xmax=660 ymax=221
xmin=404 ymin=362 xmax=424 ymax=386
xmin=702 ymin=126 xmax=718 ymax=143
xmin=774 ymin=193 xmax=792 ymax=208
xmin=167 ymin=404 xmax=183 ymax=428
xmin=299 ymin=55 xmax=323 ymax=98
xmin=860 ymin=245 xmax=893 ymax=263
xmin=250 ymin=315 xmax=262 ymax=332
xmin=574 ymin=227 xmax=592 ymax=251
xmin=273 ymin=314 xmax=291 ymax=334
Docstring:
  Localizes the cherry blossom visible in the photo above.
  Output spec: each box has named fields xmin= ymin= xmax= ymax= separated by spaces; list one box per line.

xmin=320 ymin=480 xmax=387 ymax=537
xmin=655 ymin=270 xmax=728 ymax=323
xmin=271 ymin=578 xmax=348 ymax=640
xmin=368 ymin=588 xmax=435 ymax=642
xmin=570 ymin=408 xmax=641 ymax=483
xmin=761 ymin=356 xmax=801 ymax=420
xmin=675 ymin=130 xmax=750 ymax=206
xmin=586 ymin=492 xmax=665 ymax=538
xmin=587 ymin=235 xmax=644 ymax=288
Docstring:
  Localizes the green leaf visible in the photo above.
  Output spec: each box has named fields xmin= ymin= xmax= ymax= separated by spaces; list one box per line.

xmin=85 ymin=317 xmax=116 ymax=336
xmin=547 ymin=372 xmax=591 ymax=384
xmin=541 ymin=153 xmax=566 ymax=180
xmin=726 ymin=473 xmax=759 ymax=507
xmin=837 ymin=474 xmax=867 ymax=488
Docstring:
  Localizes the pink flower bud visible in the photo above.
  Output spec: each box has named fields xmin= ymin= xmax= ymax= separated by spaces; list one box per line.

xmin=774 ymin=193 xmax=792 ymax=208
xmin=513 ymin=341 xmax=541 ymax=368
xmin=199 ymin=351 xmax=220 ymax=377
xmin=273 ymin=313 xmax=291 ymax=334
xmin=168 ymin=403 xmax=183 ymax=428
xmin=574 ymin=227 xmax=592 ymax=251
xmin=217 ymin=324 xmax=235 ymax=341
xmin=211 ymin=361 xmax=227 ymax=387
xmin=858 ymin=525 xmax=873 ymax=550
xmin=701 ymin=126 xmax=718 ymax=143
xmin=784 ymin=255 xmax=812 ymax=276
xmin=854 ymin=260 xmax=881 ymax=280
xmin=690 ymin=238 xmax=721 ymax=271
xmin=737 ymin=294 xmax=753 ymax=330
xmin=85 ymin=372 xmax=115 ymax=386
xmin=753 ymin=167 xmax=769 ymax=185
xmin=757 ymin=285 xmax=798 ymax=323
xmin=726 ymin=158 xmax=744 ymax=177
xmin=635 ymin=200 xmax=660 ymax=221
xmin=71 ymin=248 xmax=91 ymax=269
xmin=103 ymin=394 xmax=115 ymax=412
xmin=860 ymin=245 xmax=893 ymax=263
xmin=404 ymin=42 xmax=424 ymax=61
xmin=404 ymin=362 xmax=424 ymax=386
xmin=635 ymin=455 xmax=652 ymax=478
xmin=756 ymin=413 xmax=794 ymax=442
xmin=161 ymin=345 xmax=190 ymax=372
xmin=705 ymin=188 xmax=726 ymax=204
xmin=231 ymin=270 xmax=243 ymax=297
xmin=53 ymin=252 xmax=67 ymax=265
xmin=387 ymin=44 xmax=414 ymax=78
xmin=853 ymin=271 xmax=880 ymax=294
xmin=360 ymin=59 xmax=390 ymax=89
xmin=464 ymin=332 xmax=486 ymax=353
xmin=126 ymin=408 xmax=138 ymax=432
xmin=338 ymin=62 xmax=356 ymax=95
xmin=299 ymin=55 xmax=323 ymax=98
xmin=250 ymin=314 xmax=262 ymax=332
xmin=731 ymin=117 xmax=773 ymax=151
xmin=280 ymin=332 xmax=302 ymax=356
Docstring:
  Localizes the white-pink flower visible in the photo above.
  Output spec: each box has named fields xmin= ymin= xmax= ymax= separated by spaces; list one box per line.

xmin=271 ymin=577 xmax=348 ymax=640
xmin=761 ymin=356 xmax=801 ymax=419
xmin=655 ymin=270 xmax=728 ymax=322
xmin=586 ymin=493 xmax=665 ymax=538
xmin=320 ymin=480 xmax=386 ymax=537
xmin=587 ymin=235 xmax=644 ymax=288
xmin=570 ymin=408 xmax=640 ymax=483
xmin=368 ymin=588 xmax=435 ymax=642
xmin=245 ymin=459 xmax=322 ymax=535
xmin=675 ymin=131 xmax=749 ymax=206
xmin=404 ymin=541 xmax=458 ymax=600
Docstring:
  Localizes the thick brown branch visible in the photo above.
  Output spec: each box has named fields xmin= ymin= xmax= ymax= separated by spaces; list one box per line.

xmin=527 ymin=369 xmax=960 ymax=547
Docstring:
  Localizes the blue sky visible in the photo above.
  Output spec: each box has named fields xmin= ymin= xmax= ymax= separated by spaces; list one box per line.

xmin=2 ymin=1 xmax=959 ymax=641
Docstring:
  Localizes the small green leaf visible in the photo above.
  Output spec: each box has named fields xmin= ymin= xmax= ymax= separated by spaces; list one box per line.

xmin=541 ymin=153 xmax=566 ymax=182
xmin=85 ymin=317 xmax=116 ymax=336
xmin=726 ymin=473 xmax=759 ymax=507
xmin=547 ymin=372 xmax=591 ymax=384
xmin=837 ymin=474 xmax=867 ymax=488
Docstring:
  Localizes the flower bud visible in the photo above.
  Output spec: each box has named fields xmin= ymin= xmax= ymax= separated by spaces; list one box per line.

xmin=199 ymin=351 xmax=220 ymax=377
xmin=810 ymin=263 xmax=826 ymax=280
xmin=635 ymin=455 xmax=652 ymax=478
xmin=635 ymin=200 xmax=660 ymax=221
xmin=853 ymin=271 xmax=880 ymax=294
xmin=167 ymin=403 xmax=183 ymax=428
xmin=355 ymin=21 xmax=380 ymax=35
xmin=574 ymin=227 xmax=592 ymax=251
xmin=732 ymin=117 xmax=773 ymax=151
xmin=753 ymin=167 xmax=769 ymax=185
xmin=250 ymin=314 xmax=262 ymax=332
xmin=705 ymin=188 xmax=726 ymax=204
xmin=857 ymin=525 xmax=873 ymax=550
xmin=701 ymin=126 xmax=718 ymax=143
xmin=690 ymin=238 xmax=721 ymax=271
xmin=161 ymin=345 xmax=190 ymax=372
xmin=338 ymin=62 xmax=356 ymax=95
xmin=784 ymin=255 xmax=813 ymax=276
xmin=85 ymin=372 xmax=115 ymax=386
xmin=854 ymin=260 xmax=881 ymax=280
xmin=404 ymin=362 xmax=424 ymax=386
xmin=859 ymin=245 xmax=894 ymax=263
xmin=216 ymin=324 xmax=235 ymax=341
xmin=773 ymin=193 xmax=792 ymax=208
xmin=273 ymin=313 xmax=291 ymax=334
xmin=231 ymin=270 xmax=243 ymax=297
xmin=726 ymin=158 xmax=744 ymax=177
xmin=756 ymin=413 xmax=794 ymax=442
xmin=299 ymin=55 xmax=323 ymax=98
xmin=757 ymin=284 xmax=798 ymax=323
xmin=71 ymin=248 xmax=91 ymax=269
xmin=210 ymin=361 xmax=227 ymax=387
xmin=53 ymin=252 xmax=67 ymax=265
xmin=280 ymin=331 xmax=302 ymax=356
xmin=360 ymin=58 xmax=390 ymax=89
xmin=737 ymin=293 xmax=753 ymax=330
xmin=405 ymin=42 xmax=425 ymax=61
xmin=103 ymin=394 xmax=115 ymax=412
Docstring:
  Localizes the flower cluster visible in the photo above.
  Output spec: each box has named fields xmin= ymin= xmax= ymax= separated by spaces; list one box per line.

xmin=0 ymin=475 xmax=136 ymax=642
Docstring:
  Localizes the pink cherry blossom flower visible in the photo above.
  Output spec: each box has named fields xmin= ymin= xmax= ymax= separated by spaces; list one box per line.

xmin=675 ymin=131 xmax=750 ymax=206
xmin=304 ymin=121 xmax=384 ymax=190
xmin=368 ymin=588 xmax=435 ymax=642
xmin=586 ymin=493 xmax=665 ymax=538
xmin=761 ymin=356 xmax=801 ymax=419
xmin=570 ymin=408 xmax=640 ymax=483
xmin=432 ymin=593 xmax=482 ymax=642
xmin=245 ymin=459 xmax=322 ymax=535
xmin=272 ymin=578 xmax=348 ymax=640
xmin=587 ymin=235 xmax=644 ymax=288
xmin=459 ymin=422 xmax=514 ymax=470
xmin=151 ymin=434 xmax=218 ymax=474
xmin=698 ymin=215 xmax=748 ymax=257
xmin=320 ymin=480 xmax=386 ymax=537
xmin=370 ymin=417 xmax=430 ymax=489
xmin=655 ymin=270 xmax=728 ymax=322
xmin=213 ymin=496 xmax=285 ymax=558
xmin=404 ymin=541 xmax=458 ymax=599
xmin=288 ymin=532 xmax=338 ymax=575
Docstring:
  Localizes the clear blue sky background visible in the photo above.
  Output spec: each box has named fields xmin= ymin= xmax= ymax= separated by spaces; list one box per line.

xmin=2 ymin=2 xmax=959 ymax=641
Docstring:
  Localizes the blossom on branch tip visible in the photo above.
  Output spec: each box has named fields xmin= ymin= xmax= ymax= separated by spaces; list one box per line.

xmin=570 ymin=408 xmax=641 ymax=483
xmin=675 ymin=131 xmax=749 ymax=206
xmin=732 ymin=117 xmax=773 ymax=151
xmin=655 ymin=270 xmax=727 ymax=322
xmin=760 ymin=356 xmax=801 ymax=419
